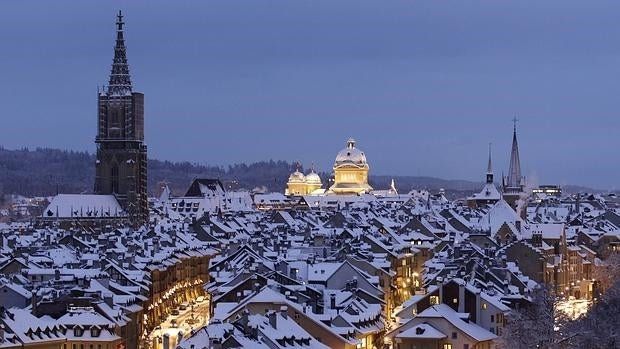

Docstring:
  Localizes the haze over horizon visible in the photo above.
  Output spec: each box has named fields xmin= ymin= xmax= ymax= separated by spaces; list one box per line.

xmin=1 ymin=1 xmax=619 ymax=189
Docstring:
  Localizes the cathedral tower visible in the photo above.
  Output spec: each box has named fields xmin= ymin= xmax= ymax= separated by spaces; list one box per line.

xmin=94 ymin=11 xmax=148 ymax=221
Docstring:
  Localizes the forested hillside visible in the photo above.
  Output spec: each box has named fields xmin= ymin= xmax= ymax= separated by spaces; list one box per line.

xmin=4 ymin=146 xmax=597 ymax=199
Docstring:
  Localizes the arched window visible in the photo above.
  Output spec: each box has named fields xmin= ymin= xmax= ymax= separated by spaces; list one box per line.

xmin=108 ymin=108 xmax=122 ymax=137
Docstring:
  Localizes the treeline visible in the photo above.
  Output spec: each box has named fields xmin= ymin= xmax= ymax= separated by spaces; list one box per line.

xmin=0 ymin=147 xmax=94 ymax=197
xmin=0 ymin=146 xmax=302 ymax=197
xmin=0 ymin=146 xmax=488 ymax=198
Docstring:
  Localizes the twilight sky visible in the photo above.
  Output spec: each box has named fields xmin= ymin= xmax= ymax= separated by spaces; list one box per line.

xmin=0 ymin=1 xmax=619 ymax=189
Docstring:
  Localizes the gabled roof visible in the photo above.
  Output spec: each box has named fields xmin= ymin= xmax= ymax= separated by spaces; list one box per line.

xmin=395 ymin=323 xmax=447 ymax=339
xmin=416 ymin=304 xmax=497 ymax=342
xmin=185 ymin=179 xmax=225 ymax=197
xmin=43 ymin=194 xmax=125 ymax=218
xmin=224 ymin=286 xmax=357 ymax=345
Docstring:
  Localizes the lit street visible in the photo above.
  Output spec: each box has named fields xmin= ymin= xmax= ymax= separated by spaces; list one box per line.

xmin=147 ymin=299 xmax=211 ymax=349
xmin=557 ymin=298 xmax=591 ymax=320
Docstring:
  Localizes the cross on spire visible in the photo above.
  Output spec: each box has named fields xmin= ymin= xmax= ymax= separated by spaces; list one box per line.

xmin=108 ymin=10 xmax=132 ymax=96
xmin=116 ymin=10 xmax=124 ymax=31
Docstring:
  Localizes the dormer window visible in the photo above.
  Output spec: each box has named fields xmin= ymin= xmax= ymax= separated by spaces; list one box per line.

xmin=91 ymin=327 xmax=101 ymax=337
xmin=74 ymin=327 xmax=84 ymax=337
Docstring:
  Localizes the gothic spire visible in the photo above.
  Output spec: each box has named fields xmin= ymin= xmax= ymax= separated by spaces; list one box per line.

xmin=506 ymin=117 xmax=522 ymax=188
xmin=487 ymin=143 xmax=493 ymax=174
xmin=486 ymin=143 xmax=494 ymax=184
xmin=107 ymin=10 xmax=132 ymax=96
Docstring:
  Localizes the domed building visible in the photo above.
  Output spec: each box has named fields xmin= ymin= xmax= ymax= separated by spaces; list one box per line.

xmin=304 ymin=169 xmax=323 ymax=193
xmin=285 ymin=169 xmax=306 ymax=196
xmin=328 ymin=138 xmax=373 ymax=195
xmin=285 ymin=168 xmax=323 ymax=196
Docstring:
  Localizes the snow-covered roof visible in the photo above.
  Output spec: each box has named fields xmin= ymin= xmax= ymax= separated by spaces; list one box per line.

xmin=395 ymin=323 xmax=447 ymax=339
xmin=42 ymin=194 xmax=125 ymax=218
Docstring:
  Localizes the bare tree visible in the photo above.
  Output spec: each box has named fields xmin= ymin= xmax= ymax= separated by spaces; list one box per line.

xmin=566 ymin=253 xmax=620 ymax=349
xmin=592 ymin=253 xmax=620 ymax=294
xmin=498 ymin=286 xmax=575 ymax=349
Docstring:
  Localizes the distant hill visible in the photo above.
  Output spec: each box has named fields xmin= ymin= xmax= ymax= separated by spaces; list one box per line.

xmin=0 ymin=146 xmax=599 ymax=198
xmin=0 ymin=146 xmax=295 ymax=197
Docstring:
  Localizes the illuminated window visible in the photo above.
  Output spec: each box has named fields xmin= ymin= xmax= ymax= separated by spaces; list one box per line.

xmin=482 ymin=303 xmax=488 ymax=310
xmin=442 ymin=344 xmax=453 ymax=349
xmin=430 ymin=296 xmax=439 ymax=305
xmin=453 ymin=298 xmax=458 ymax=304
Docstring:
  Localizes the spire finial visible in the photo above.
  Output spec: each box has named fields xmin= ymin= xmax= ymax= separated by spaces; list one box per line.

xmin=116 ymin=10 xmax=124 ymax=31
xmin=108 ymin=10 xmax=132 ymax=96
xmin=512 ymin=116 xmax=518 ymax=133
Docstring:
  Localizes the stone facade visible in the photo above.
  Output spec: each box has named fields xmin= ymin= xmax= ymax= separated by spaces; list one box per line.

xmin=94 ymin=12 xmax=148 ymax=222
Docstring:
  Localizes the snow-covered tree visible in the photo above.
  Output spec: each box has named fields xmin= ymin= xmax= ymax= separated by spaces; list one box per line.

xmin=497 ymin=286 xmax=574 ymax=349
xmin=565 ymin=253 xmax=620 ymax=348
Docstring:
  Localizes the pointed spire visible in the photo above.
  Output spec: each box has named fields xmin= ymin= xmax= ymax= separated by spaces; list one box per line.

xmin=506 ymin=117 xmax=522 ymax=189
xmin=487 ymin=143 xmax=493 ymax=174
xmin=486 ymin=143 xmax=494 ymax=184
xmin=107 ymin=10 xmax=132 ymax=96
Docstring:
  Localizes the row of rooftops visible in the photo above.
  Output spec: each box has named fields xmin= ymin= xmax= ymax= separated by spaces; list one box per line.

xmin=1 ymin=185 xmax=618 ymax=348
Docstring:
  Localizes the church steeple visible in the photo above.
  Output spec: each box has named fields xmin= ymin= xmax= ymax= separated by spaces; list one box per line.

xmin=506 ymin=117 xmax=522 ymax=189
xmin=107 ymin=10 xmax=132 ymax=96
xmin=95 ymin=11 xmax=147 ymax=223
xmin=486 ymin=143 xmax=493 ymax=184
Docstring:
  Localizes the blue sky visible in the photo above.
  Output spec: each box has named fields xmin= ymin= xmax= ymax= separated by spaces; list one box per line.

xmin=1 ymin=1 xmax=619 ymax=189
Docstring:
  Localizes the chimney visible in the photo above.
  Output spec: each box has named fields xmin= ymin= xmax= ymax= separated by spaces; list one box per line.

xmin=104 ymin=293 xmax=114 ymax=307
xmin=475 ymin=289 xmax=481 ymax=325
xmin=280 ymin=305 xmax=288 ymax=319
xmin=268 ymin=311 xmax=277 ymax=329
xmin=437 ymin=277 xmax=444 ymax=303
xmin=31 ymin=290 xmax=37 ymax=315
xmin=330 ymin=293 xmax=336 ymax=309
